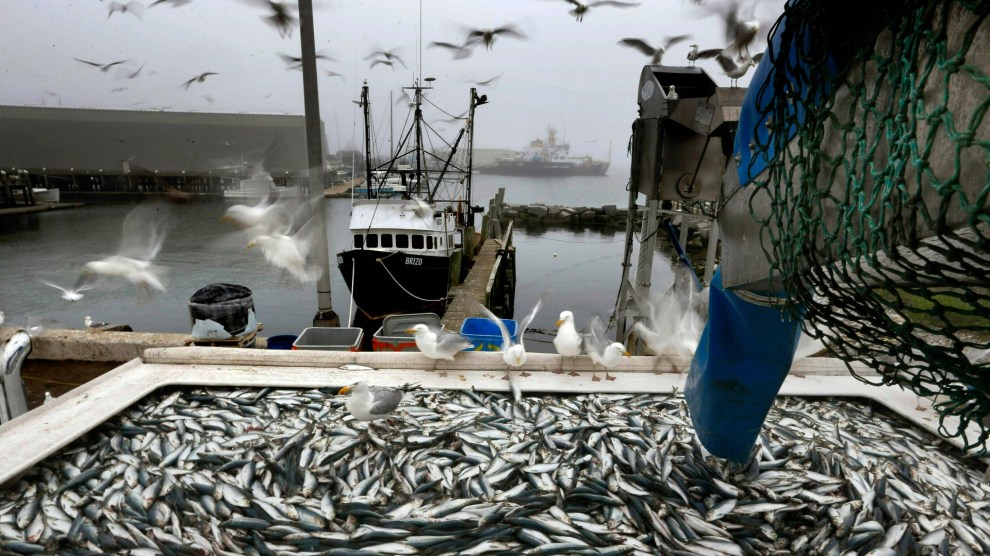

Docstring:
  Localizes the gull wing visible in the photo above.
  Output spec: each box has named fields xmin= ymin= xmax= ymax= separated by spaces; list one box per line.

xmin=585 ymin=315 xmax=608 ymax=357
xmin=476 ymin=303 xmax=512 ymax=350
xmin=436 ymin=330 xmax=473 ymax=353
xmin=517 ymin=292 xmax=548 ymax=348
xmin=368 ymin=387 xmax=403 ymax=416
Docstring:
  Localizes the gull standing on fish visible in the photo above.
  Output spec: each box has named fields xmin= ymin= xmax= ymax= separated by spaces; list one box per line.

xmin=339 ymin=381 xmax=403 ymax=422
xmin=584 ymin=315 xmax=629 ymax=381
xmin=563 ymin=0 xmax=641 ymax=22
xmin=77 ymin=198 xmax=176 ymax=295
xmin=475 ymin=294 xmax=545 ymax=401
xmin=553 ymin=311 xmax=583 ymax=376
xmin=617 ymin=35 xmax=691 ymax=64
xmin=407 ymin=323 xmax=473 ymax=372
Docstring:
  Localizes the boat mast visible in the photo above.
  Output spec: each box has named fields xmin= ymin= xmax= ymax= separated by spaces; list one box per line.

xmin=414 ymin=80 xmax=424 ymax=200
xmin=361 ymin=83 xmax=373 ymax=199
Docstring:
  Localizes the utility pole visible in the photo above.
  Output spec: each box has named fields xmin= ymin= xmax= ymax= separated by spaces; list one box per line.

xmin=299 ymin=0 xmax=340 ymax=327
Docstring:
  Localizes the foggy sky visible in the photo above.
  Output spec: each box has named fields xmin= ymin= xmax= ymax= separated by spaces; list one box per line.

xmin=0 ymin=0 xmax=785 ymax=165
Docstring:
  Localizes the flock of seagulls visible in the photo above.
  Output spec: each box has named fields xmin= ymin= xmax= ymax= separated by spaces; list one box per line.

xmin=68 ymin=0 xmax=773 ymax=109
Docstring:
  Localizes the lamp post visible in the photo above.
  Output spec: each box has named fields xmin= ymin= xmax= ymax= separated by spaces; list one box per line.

xmin=299 ymin=0 xmax=339 ymax=327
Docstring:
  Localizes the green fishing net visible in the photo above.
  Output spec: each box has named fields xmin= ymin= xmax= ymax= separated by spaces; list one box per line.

xmin=749 ymin=0 xmax=990 ymax=450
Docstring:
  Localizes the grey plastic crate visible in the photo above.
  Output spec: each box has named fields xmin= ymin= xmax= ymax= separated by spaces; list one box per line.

xmin=292 ymin=327 xmax=364 ymax=352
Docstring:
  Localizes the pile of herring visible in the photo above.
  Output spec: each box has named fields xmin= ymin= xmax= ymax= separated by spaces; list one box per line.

xmin=0 ymin=387 xmax=988 ymax=555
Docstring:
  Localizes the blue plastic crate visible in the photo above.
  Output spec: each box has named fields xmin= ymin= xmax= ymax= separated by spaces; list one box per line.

xmin=460 ymin=317 xmax=518 ymax=351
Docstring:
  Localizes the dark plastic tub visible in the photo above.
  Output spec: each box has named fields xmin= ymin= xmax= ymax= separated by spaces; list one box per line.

xmin=266 ymin=335 xmax=298 ymax=350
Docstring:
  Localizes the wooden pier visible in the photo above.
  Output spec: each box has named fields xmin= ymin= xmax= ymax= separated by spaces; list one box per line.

xmin=442 ymin=188 xmax=516 ymax=329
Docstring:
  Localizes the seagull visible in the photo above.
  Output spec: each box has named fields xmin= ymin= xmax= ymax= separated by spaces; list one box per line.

xmin=429 ymin=41 xmax=473 ymax=60
xmin=475 ymin=294 xmax=545 ymax=401
xmin=468 ymin=74 xmax=503 ymax=87
xmin=181 ymin=72 xmax=218 ymax=89
xmin=365 ymin=49 xmax=406 ymax=69
xmin=553 ymin=311 xmax=583 ymax=376
xmin=40 ymin=280 xmax=90 ymax=302
xmin=238 ymin=0 xmax=297 ymax=38
xmin=339 ymin=381 xmax=403 ymax=422
xmin=73 ymin=58 xmax=129 ymax=72
xmin=0 ymin=311 xmax=5 ymax=326
xmin=617 ymin=35 xmax=691 ymax=64
xmin=150 ymin=0 xmax=194 ymax=6
xmin=584 ymin=315 xmax=629 ymax=381
xmin=464 ymin=24 xmax=527 ymax=50
xmin=714 ymin=51 xmax=758 ymax=87
xmin=277 ymin=52 xmax=336 ymax=71
xmin=107 ymin=1 xmax=145 ymax=19
xmin=666 ymin=85 xmax=679 ymax=100
xmin=563 ymin=0 xmax=641 ymax=22
xmin=721 ymin=0 xmax=761 ymax=60
xmin=686 ymin=44 xmax=720 ymax=66
xmin=324 ymin=70 xmax=345 ymax=81
xmin=111 ymin=87 xmax=129 ymax=93
xmin=406 ymin=199 xmax=433 ymax=219
xmin=78 ymin=198 xmax=176 ymax=294
xmin=628 ymin=271 xmax=706 ymax=359
xmin=407 ymin=324 xmax=473 ymax=371
xmin=84 ymin=316 xmax=109 ymax=329
xmin=246 ymin=214 xmax=321 ymax=283
xmin=127 ymin=63 xmax=145 ymax=79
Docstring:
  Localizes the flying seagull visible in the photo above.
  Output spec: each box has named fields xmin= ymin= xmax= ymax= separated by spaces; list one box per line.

xmin=617 ymin=35 xmax=691 ymax=64
xmin=240 ymin=0 xmax=297 ymax=38
xmin=126 ymin=63 xmax=145 ymax=79
xmin=429 ymin=41 xmax=473 ymax=60
xmin=40 ymin=280 xmax=90 ymax=302
xmin=324 ymin=70 xmax=344 ymax=81
xmin=475 ymin=293 xmax=547 ymax=402
xmin=563 ymin=0 xmax=641 ymax=22
xmin=365 ymin=48 xmax=406 ymax=69
xmin=469 ymin=73 xmax=503 ymax=87
xmin=107 ymin=1 xmax=145 ymax=19
xmin=181 ymin=72 xmax=218 ymax=89
xmin=277 ymin=52 xmax=335 ymax=71
xmin=73 ymin=58 xmax=128 ymax=72
xmin=464 ymin=24 xmax=527 ymax=50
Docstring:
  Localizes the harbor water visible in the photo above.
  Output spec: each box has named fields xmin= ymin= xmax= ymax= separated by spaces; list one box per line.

xmin=0 ymin=173 xmax=671 ymax=352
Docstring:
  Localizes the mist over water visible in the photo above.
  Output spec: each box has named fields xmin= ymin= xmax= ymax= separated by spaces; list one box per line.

xmin=0 ymin=173 xmax=673 ymax=353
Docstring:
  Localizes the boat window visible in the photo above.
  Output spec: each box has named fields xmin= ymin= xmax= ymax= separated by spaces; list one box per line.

xmin=412 ymin=234 xmax=424 ymax=249
xmin=366 ymin=234 xmax=379 ymax=248
xmin=438 ymin=236 xmax=442 ymax=247
xmin=448 ymin=234 xmax=453 ymax=247
xmin=354 ymin=234 xmax=363 ymax=249
xmin=396 ymin=234 xmax=409 ymax=248
xmin=427 ymin=236 xmax=434 ymax=249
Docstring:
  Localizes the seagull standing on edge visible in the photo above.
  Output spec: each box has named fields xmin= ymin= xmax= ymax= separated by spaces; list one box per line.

xmin=84 ymin=316 xmax=109 ymax=329
xmin=407 ymin=323 xmax=473 ymax=372
xmin=584 ymin=315 xmax=630 ymax=381
xmin=553 ymin=311 xmax=583 ymax=376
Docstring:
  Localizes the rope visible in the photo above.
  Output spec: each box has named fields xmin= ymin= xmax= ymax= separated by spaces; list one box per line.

xmin=751 ymin=0 xmax=990 ymax=449
xmin=374 ymin=254 xmax=448 ymax=303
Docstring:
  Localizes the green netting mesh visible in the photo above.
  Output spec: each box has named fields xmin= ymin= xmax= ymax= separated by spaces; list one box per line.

xmin=749 ymin=0 xmax=990 ymax=450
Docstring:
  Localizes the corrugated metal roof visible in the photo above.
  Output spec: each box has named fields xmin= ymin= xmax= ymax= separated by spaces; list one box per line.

xmin=0 ymin=105 xmax=323 ymax=175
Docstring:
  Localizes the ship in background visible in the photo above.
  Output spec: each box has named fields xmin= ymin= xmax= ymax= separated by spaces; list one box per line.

xmin=476 ymin=126 xmax=609 ymax=177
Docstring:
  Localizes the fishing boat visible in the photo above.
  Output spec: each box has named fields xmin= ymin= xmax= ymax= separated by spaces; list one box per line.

xmin=476 ymin=126 xmax=609 ymax=177
xmin=336 ymin=80 xmax=486 ymax=319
